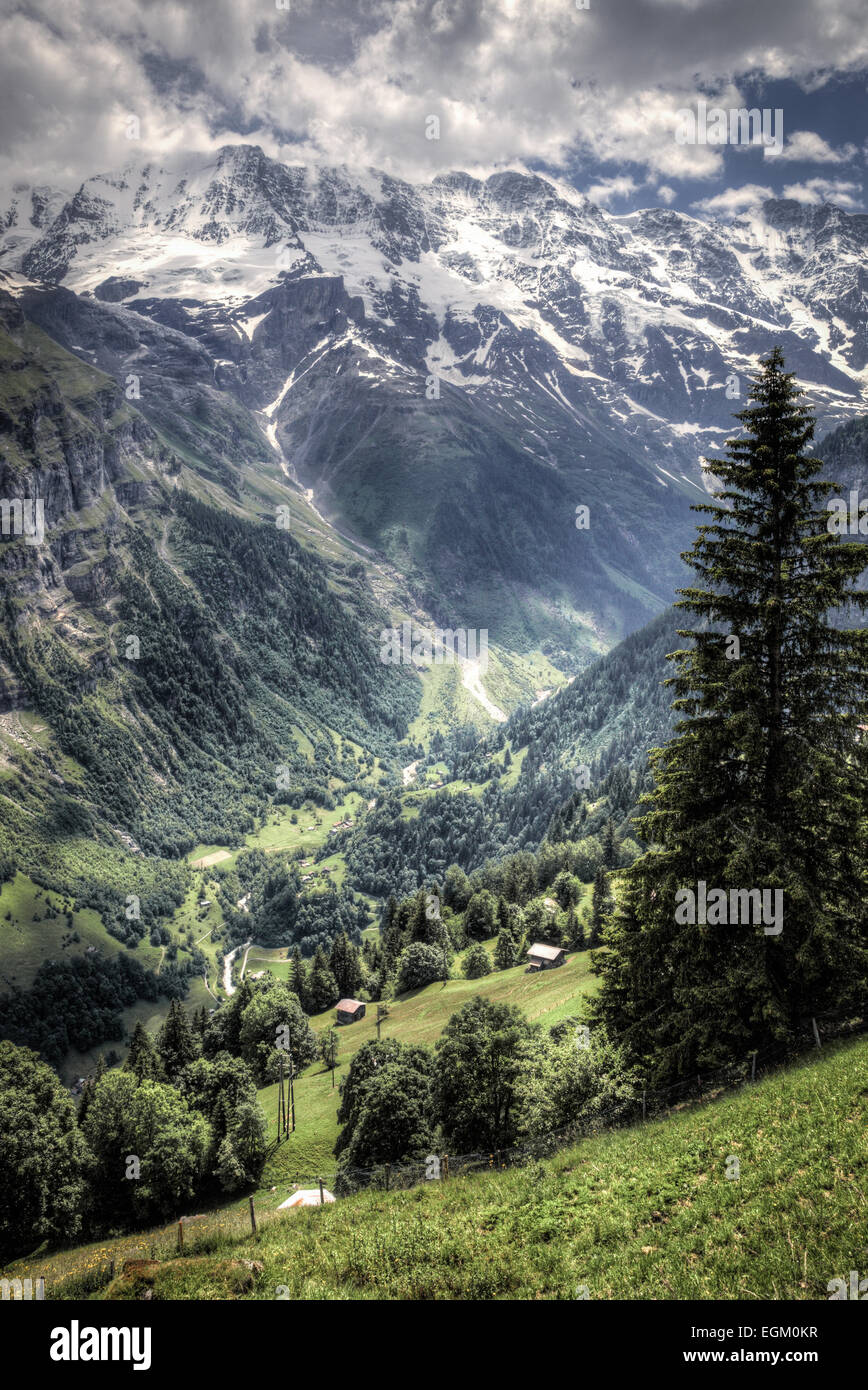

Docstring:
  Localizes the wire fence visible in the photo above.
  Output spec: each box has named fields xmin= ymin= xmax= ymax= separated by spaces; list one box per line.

xmin=10 ymin=1004 xmax=865 ymax=1299
xmin=330 ymin=1004 xmax=867 ymax=1192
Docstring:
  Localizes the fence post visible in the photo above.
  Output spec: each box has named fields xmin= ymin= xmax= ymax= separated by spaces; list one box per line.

xmin=36 ymin=1276 xmax=45 ymax=1301
xmin=318 ymin=1179 xmax=324 ymax=1205
xmin=443 ymin=1154 xmax=449 ymax=1179
xmin=249 ymin=1195 xmax=257 ymax=1234
xmin=177 ymin=1219 xmax=184 ymax=1252
xmin=384 ymin=1165 xmax=390 ymax=1191
xmin=751 ymin=1052 xmax=757 ymax=1083
xmin=811 ymin=1017 xmax=822 ymax=1049
xmin=697 ymin=1073 xmax=703 ymax=1102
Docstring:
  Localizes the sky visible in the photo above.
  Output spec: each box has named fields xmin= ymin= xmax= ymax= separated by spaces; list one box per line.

xmin=1 ymin=0 xmax=867 ymax=217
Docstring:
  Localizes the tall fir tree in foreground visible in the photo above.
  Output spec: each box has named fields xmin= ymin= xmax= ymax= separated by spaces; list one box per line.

xmin=594 ymin=349 xmax=868 ymax=1084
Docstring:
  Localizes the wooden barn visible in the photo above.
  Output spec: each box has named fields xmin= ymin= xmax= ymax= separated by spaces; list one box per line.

xmin=526 ymin=942 xmax=566 ymax=972
xmin=336 ymin=998 xmax=366 ymax=1025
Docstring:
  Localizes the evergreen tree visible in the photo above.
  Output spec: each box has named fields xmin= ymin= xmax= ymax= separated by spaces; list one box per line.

xmin=156 ymin=1000 xmax=199 ymax=1080
xmin=125 ymin=1021 xmax=163 ymax=1082
xmin=408 ymin=889 xmax=442 ymax=945
xmin=329 ymin=932 xmax=361 ymax=998
xmin=594 ymin=349 xmax=868 ymax=1083
xmin=589 ymin=868 xmax=611 ymax=948
xmin=493 ymin=928 xmax=517 ymax=970
xmin=227 ymin=1099 xmax=267 ymax=1182
xmin=288 ymin=947 xmax=309 ymax=1012
xmin=496 ymin=896 xmax=511 ymax=939
xmin=214 ymin=1135 xmax=245 ymax=1192
xmin=566 ymin=906 xmax=586 ymax=951
xmin=308 ymin=946 xmax=340 ymax=1013
xmin=380 ymin=895 xmax=404 ymax=965
xmin=602 ymin=817 xmax=619 ymax=869
xmin=77 ymin=1053 xmax=106 ymax=1127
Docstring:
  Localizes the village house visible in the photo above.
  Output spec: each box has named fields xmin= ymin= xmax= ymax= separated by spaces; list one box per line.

xmin=336 ymin=998 xmax=366 ymax=1025
xmin=526 ymin=942 xmax=566 ymax=972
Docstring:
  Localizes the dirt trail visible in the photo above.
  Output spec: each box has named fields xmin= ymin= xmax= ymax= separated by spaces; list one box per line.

xmin=222 ymin=939 xmax=251 ymax=996
xmin=459 ymin=658 xmax=506 ymax=722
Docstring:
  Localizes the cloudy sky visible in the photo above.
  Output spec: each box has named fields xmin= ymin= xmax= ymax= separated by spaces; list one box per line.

xmin=1 ymin=0 xmax=867 ymax=215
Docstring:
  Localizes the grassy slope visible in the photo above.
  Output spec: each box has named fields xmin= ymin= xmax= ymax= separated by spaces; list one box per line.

xmin=0 ymin=872 xmax=150 ymax=990
xmin=407 ymin=648 xmax=567 ymax=747
xmin=0 ymin=872 xmax=179 ymax=1086
xmin=95 ymin=1031 xmax=868 ymax=1300
xmin=256 ymin=948 xmax=596 ymax=1184
xmin=186 ymin=791 xmax=371 ymax=874
xmin=4 ymin=948 xmax=596 ymax=1291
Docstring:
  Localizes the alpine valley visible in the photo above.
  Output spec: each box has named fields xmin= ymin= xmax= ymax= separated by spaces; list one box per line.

xmin=0 ymin=144 xmax=866 ymax=1086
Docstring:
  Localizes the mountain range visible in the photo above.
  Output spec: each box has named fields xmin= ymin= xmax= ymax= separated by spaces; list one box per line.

xmin=4 ymin=144 xmax=867 ymax=657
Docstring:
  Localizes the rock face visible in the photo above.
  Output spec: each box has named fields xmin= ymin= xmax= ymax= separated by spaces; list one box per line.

xmin=3 ymin=145 xmax=867 ymax=641
xmin=0 ymin=659 xmax=26 ymax=712
xmin=93 ymin=276 xmax=144 ymax=303
xmin=0 ymin=290 xmax=157 ymax=531
xmin=0 ymin=286 xmax=173 ymax=667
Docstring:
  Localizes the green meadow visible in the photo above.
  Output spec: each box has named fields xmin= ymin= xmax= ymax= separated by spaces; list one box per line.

xmin=254 ymin=947 xmax=597 ymax=1186
xmin=26 ymin=1030 xmax=866 ymax=1302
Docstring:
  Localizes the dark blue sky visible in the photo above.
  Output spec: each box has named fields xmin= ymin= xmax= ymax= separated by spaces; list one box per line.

xmin=546 ymin=74 xmax=867 ymax=216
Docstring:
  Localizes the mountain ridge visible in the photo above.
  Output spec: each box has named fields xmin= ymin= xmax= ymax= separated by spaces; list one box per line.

xmin=5 ymin=146 xmax=867 ymax=649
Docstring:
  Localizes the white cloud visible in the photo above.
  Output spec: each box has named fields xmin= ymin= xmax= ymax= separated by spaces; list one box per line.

xmin=1 ymin=0 xmax=868 ymax=193
xmin=585 ymin=175 xmax=641 ymax=206
xmin=765 ymin=129 xmax=859 ymax=163
xmin=691 ymin=184 xmax=774 ymax=217
xmin=780 ymin=177 xmax=864 ymax=208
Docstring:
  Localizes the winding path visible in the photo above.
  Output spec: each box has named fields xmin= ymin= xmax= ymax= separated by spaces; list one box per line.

xmin=458 ymin=657 xmax=506 ymax=722
xmin=222 ymin=939 xmax=252 ymax=997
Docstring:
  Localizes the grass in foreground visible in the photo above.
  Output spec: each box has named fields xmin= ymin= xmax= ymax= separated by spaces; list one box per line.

xmin=93 ymin=1032 xmax=868 ymax=1301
